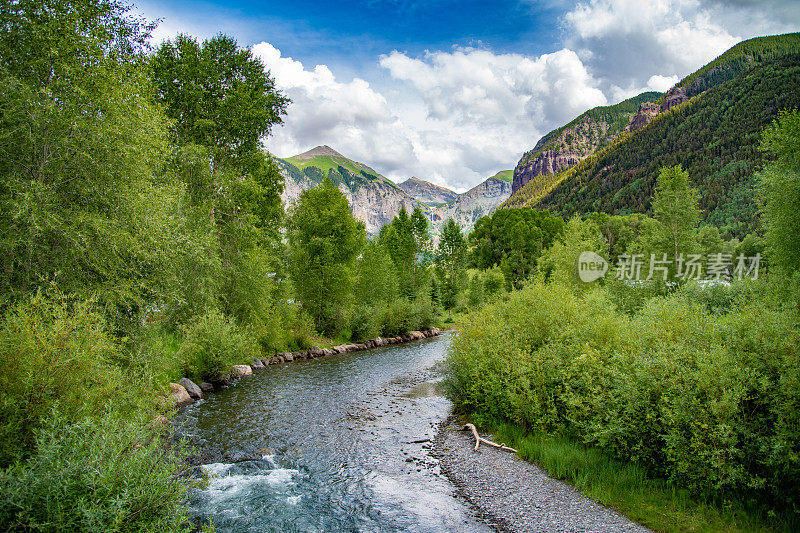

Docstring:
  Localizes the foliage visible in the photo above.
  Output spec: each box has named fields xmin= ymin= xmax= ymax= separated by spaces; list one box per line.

xmin=509 ymin=53 xmax=800 ymax=238
xmin=378 ymin=206 xmax=432 ymax=298
xmin=0 ymin=410 xmax=193 ymax=532
xmin=469 ymin=207 xmax=564 ymax=288
xmin=537 ymin=216 xmax=607 ymax=289
xmin=436 ymin=219 xmax=467 ymax=315
xmin=179 ymin=310 xmax=257 ymax=383
xmin=287 ymin=178 xmax=366 ymax=335
xmin=759 ymin=109 xmax=800 ymax=278
xmin=0 ymin=295 xmax=122 ymax=467
xmin=151 ymin=33 xmax=288 ymax=163
xmin=446 ymin=281 xmax=800 ymax=511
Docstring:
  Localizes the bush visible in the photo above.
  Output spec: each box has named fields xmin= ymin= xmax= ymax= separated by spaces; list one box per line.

xmin=0 ymin=410 xmax=192 ymax=532
xmin=447 ymin=281 xmax=800 ymax=510
xmin=179 ymin=310 xmax=257 ymax=382
xmin=378 ymin=298 xmax=413 ymax=337
xmin=0 ymin=296 xmax=123 ymax=467
xmin=348 ymin=305 xmax=379 ymax=342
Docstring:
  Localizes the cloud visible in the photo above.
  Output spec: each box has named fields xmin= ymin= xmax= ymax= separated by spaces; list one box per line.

xmin=562 ymin=0 xmax=799 ymax=92
xmin=256 ymin=42 xmax=609 ymax=190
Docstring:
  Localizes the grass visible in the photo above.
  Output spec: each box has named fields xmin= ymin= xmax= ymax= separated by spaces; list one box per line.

xmin=489 ymin=169 xmax=513 ymax=183
xmin=485 ymin=422 xmax=798 ymax=533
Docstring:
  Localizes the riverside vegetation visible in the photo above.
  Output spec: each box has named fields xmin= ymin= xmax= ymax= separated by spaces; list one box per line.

xmin=446 ymin=111 xmax=800 ymax=531
xmin=0 ymin=1 xmax=471 ymax=530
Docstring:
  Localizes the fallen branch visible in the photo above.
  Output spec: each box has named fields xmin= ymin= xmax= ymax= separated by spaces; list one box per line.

xmin=463 ymin=423 xmax=518 ymax=453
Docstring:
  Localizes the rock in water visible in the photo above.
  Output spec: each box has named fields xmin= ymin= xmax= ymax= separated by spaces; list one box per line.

xmin=252 ymin=357 xmax=265 ymax=370
xmin=179 ymin=377 xmax=203 ymax=399
xmin=230 ymin=365 xmax=253 ymax=378
xmin=169 ymin=382 xmax=193 ymax=407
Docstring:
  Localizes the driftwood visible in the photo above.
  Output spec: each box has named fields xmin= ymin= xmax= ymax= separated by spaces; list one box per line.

xmin=463 ymin=423 xmax=518 ymax=453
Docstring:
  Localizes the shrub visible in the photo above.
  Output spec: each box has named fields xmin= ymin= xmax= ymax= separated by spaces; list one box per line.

xmin=378 ymin=298 xmax=413 ymax=337
xmin=0 ymin=295 xmax=123 ymax=467
xmin=179 ymin=310 xmax=257 ymax=382
xmin=446 ymin=281 xmax=800 ymax=510
xmin=0 ymin=410 xmax=192 ymax=532
xmin=348 ymin=305 xmax=379 ymax=342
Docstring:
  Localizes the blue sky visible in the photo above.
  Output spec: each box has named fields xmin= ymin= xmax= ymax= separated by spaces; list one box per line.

xmin=137 ymin=0 xmax=800 ymax=191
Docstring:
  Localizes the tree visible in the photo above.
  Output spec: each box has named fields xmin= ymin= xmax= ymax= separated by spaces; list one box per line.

xmin=379 ymin=206 xmax=432 ymax=298
xmin=151 ymin=33 xmax=289 ymax=164
xmin=437 ymin=219 xmax=467 ymax=318
xmin=0 ymin=0 xmax=181 ymax=324
xmin=644 ymin=165 xmax=702 ymax=280
xmin=287 ymin=179 xmax=366 ymax=334
xmin=760 ymin=109 xmax=800 ymax=277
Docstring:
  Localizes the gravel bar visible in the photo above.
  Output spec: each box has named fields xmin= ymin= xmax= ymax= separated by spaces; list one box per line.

xmin=433 ymin=417 xmax=652 ymax=533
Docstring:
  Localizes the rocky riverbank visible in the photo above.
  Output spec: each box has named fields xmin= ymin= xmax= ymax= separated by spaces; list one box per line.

xmin=165 ymin=327 xmax=442 ymax=408
xmin=433 ymin=417 xmax=651 ymax=533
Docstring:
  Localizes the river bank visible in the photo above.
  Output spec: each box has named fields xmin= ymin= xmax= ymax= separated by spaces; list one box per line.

xmin=433 ymin=418 xmax=651 ymax=533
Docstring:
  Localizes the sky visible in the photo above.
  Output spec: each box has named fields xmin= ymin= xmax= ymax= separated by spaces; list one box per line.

xmin=135 ymin=0 xmax=800 ymax=192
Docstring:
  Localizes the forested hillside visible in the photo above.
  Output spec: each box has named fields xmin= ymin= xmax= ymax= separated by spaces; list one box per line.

xmin=505 ymin=33 xmax=800 ymax=238
xmin=528 ymin=55 xmax=800 ymax=237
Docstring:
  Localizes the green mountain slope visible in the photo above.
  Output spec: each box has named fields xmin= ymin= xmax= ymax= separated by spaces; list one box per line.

xmin=281 ymin=145 xmax=401 ymax=192
xmin=506 ymin=52 xmax=800 ymax=237
xmin=511 ymin=91 xmax=663 ymax=193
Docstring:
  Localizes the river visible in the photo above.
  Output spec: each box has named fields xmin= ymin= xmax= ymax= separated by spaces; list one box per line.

xmin=175 ymin=333 xmax=492 ymax=532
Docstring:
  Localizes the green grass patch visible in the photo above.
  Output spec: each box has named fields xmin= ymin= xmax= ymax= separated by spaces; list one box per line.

xmin=487 ymin=422 xmax=799 ymax=533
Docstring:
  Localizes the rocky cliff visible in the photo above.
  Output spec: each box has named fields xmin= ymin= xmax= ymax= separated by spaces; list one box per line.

xmin=511 ymin=91 xmax=662 ymax=195
xmin=430 ymin=175 xmax=512 ymax=234
xmin=398 ymin=177 xmax=459 ymax=206
xmin=276 ymin=149 xmax=420 ymax=235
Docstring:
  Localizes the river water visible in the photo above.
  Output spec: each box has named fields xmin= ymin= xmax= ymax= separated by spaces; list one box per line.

xmin=175 ymin=334 xmax=491 ymax=532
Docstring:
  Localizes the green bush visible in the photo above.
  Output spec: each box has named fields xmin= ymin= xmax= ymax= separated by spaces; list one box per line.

xmin=378 ymin=298 xmax=413 ymax=337
xmin=348 ymin=305 xmax=379 ymax=342
xmin=179 ymin=310 xmax=257 ymax=382
xmin=446 ymin=281 xmax=800 ymax=510
xmin=0 ymin=410 xmax=192 ymax=532
xmin=0 ymin=296 xmax=123 ymax=467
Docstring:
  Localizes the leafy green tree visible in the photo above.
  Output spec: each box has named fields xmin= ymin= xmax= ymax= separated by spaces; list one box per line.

xmin=354 ymin=240 xmax=399 ymax=308
xmin=633 ymin=166 xmax=702 ymax=281
xmin=287 ymin=179 xmax=366 ymax=334
xmin=0 ymin=0 xmax=182 ymax=325
xmin=760 ymin=109 xmax=800 ymax=277
xmin=469 ymin=208 xmax=564 ymax=288
xmin=379 ymin=206 xmax=432 ymax=298
xmin=151 ymin=33 xmax=289 ymax=164
xmin=437 ymin=219 xmax=467 ymax=318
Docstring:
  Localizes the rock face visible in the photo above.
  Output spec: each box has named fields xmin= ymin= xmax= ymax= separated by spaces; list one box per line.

xmin=661 ymin=86 xmax=689 ymax=111
xmin=626 ymin=101 xmax=661 ymax=132
xmin=276 ymin=149 xmax=419 ymax=236
xmin=510 ymin=91 xmax=663 ymax=196
xmin=278 ymin=146 xmax=512 ymax=237
xmin=179 ymin=378 xmax=203 ymax=400
xmin=169 ymin=382 xmax=193 ymax=407
xmin=430 ymin=177 xmax=512 ymax=234
xmin=399 ymin=177 xmax=458 ymax=206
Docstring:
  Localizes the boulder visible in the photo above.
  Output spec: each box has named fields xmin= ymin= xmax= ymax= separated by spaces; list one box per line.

xmin=179 ymin=377 xmax=203 ymax=399
xmin=410 ymin=331 xmax=425 ymax=341
xmin=332 ymin=345 xmax=345 ymax=354
xmin=230 ymin=365 xmax=252 ymax=378
xmin=322 ymin=348 xmax=335 ymax=356
xmin=276 ymin=355 xmax=285 ymax=363
xmin=200 ymin=382 xmax=214 ymax=393
xmin=252 ymin=357 xmax=265 ymax=370
xmin=309 ymin=346 xmax=323 ymax=357
xmin=431 ymin=327 xmax=441 ymax=336
xmin=169 ymin=382 xmax=193 ymax=407
xmin=355 ymin=343 xmax=366 ymax=351
xmin=284 ymin=353 xmax=294 ymax=362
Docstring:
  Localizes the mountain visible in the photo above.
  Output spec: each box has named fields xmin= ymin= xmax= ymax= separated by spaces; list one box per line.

xmin=504 ymin=33 xmax=800 ymax=238
xmin=398 ymin=177 xmax=458 ymax=206
xmin=511 ymin=91 xmax=663 ymax=194
xmin=276 ymin=146 xmax=419 ymax=235
xmin=430 ymin=172 xmax=513 ymax=234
